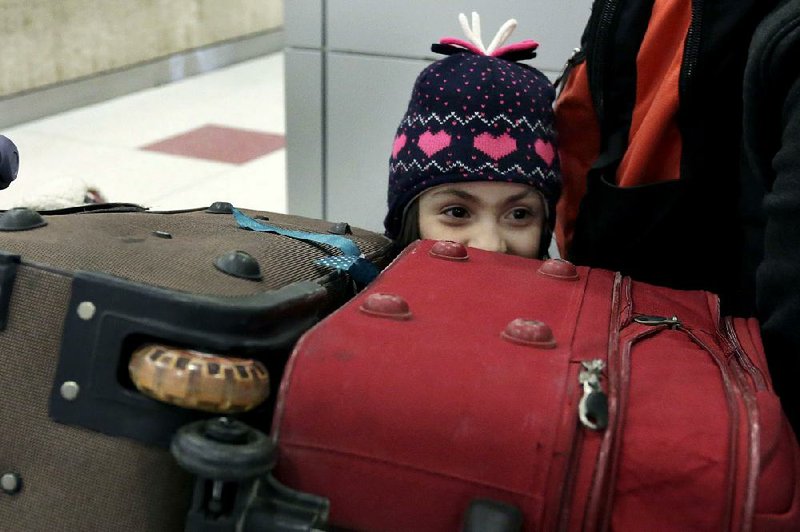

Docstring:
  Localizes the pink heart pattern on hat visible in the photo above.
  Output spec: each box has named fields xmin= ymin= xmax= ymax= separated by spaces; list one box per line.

xmin=474 ymin=132 xmax=517 ymax=160
xmin=418 ymin=130 xmax=452 ymax=157
xmin=392 ymin=133 xmax=407 ymax=158
xmin=534 ymin=139 xmax=555 ymax=166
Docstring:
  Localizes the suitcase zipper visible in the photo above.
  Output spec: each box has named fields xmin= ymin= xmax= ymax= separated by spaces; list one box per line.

xmin=554 ymin=273 xmax=622 ymax=531
xmin=587 ymin=312 xmax=714 ymax=530
xmin=584 ymin=308 xmax=759 ymax=530
xmin=681 ymin=325 xmax=757 ymax=531
xmin=630 ymin=319 xmax=751 ymax=530
xmin=586 ymin=0 xmax=621 ymax=118
xmin=722 ymin=317 xmax=767 ymax=392
xmin=555 ymin=362 xmax=611 ymax=532
xmin=578 ymin=359 xmax=609 ymax=431
xmin=718 ymin=318 xmax=763 ymax=527
xmin=679 ymin=0 xmax=704 ymax=100
xmin=554 ymin=359 xmax=606 ymax=532
xmin=632 ymin=314 xmax=681 ymax=327
xmin=583 ymin=325 xmax=659 ymax=531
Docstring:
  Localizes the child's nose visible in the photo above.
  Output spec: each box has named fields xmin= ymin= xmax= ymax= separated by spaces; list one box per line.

xmin=468 ymin=224 xmax=507 ymax=254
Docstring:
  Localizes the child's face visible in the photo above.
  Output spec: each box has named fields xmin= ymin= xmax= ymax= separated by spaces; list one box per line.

xmin=417 ymin=181 xmax=545 ymax=258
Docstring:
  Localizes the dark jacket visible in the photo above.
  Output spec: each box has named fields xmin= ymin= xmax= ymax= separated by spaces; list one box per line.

xmin=555 ymin=0 xmax=779 ymax=315
xmin=741 ymin=0 xmax=800 ymax=436
xmin=555 ymin=0 xmax=800 ymax=435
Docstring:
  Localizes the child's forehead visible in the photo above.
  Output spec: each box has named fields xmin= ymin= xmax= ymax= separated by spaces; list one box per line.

xmin=422 ymin=181 xmax=542 ymax=202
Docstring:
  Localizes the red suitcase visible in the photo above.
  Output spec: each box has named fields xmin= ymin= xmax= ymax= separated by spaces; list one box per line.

xmin=272 ymin=239 xmax=800 ymax=531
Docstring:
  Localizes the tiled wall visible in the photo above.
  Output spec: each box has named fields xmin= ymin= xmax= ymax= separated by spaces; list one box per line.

xmin=285 ymin=1 xmax=592 ymax=231
xmin=0 ymin=0 xmax=283 ymax=97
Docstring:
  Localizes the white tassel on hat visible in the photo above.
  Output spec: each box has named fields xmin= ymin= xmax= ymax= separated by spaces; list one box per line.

xmin=457 ymin=12 xmax=518 ymax=56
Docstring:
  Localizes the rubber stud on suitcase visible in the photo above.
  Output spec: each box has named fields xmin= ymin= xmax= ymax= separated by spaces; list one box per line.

xmin=0 ymin=208 xmax=47 ymax=231
xmin=206 ymin=201 xmax=234 ymax=214
xmin=129 ymin=344 xmax=270 ymax=413
xmin=214 ymin=250 xmax=263 ymax=281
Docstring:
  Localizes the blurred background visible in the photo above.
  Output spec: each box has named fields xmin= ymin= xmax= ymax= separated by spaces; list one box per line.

xmin=0 ymin=0 xmax=590 ymax=232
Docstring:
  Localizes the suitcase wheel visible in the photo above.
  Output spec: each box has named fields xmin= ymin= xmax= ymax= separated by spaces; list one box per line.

xmin=128 ymin=344 xmax=270 ymax=413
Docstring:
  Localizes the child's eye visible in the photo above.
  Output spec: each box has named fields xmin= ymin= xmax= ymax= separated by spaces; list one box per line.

xmin=509 ymin=208 xmax=533 ymax=220
xmin=442 ymin=206 xmax=470 ymax=218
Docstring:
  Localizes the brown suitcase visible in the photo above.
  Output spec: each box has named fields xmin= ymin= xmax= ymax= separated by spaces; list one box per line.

xmin=0 ymin=202 xmax=394 ymax=531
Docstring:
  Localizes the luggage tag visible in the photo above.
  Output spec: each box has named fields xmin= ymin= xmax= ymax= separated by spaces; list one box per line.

xmin=232 ymin=208 xmax=379 ymax=286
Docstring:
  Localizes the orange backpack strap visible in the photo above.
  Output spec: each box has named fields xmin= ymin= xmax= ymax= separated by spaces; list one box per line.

xmin=616 ymin=0 xmax=690 ymax=187
xmin=554 ymin=60 xmax=599 ymax=257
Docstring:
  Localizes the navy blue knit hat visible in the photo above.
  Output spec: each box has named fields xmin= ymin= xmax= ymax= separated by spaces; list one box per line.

xmin=384 ymin=14 xmax=561 ymax=240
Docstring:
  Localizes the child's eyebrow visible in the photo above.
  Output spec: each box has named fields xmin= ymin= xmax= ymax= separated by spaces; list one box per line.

xmin=430 ymin=187 xmax=538 ymax=204
xmin=503 ymin=189 xmax=537 ymax=203
xmin=429 ymin=188 xmax=478 ymax=201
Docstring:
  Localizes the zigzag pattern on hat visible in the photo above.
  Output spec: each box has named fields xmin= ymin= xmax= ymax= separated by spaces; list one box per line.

xmin=390 ymin=158 xmax=559 ymax=181
xmin=401 ymin=112 xmax=554 ymax=134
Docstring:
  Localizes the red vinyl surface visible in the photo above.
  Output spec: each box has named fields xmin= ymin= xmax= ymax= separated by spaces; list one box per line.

xmin=274 ymin=240 xmax=800 ymax=531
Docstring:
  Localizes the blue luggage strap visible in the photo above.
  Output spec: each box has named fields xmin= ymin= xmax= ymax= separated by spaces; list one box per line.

xmin=232 ymin=208 xmax=379 ymax=285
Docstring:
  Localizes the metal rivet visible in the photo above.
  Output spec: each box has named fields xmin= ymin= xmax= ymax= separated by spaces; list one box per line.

xmin=152 ymin=230 xmax=172 ymax=239
xmin=328 ymin=222 xmax=352 ymax=235
xmin=359 ymin=293 xmax=412 ymax=320
xmin=501 ymin=318 xmax=556 ymax=348
xmin=537 ymin=258 xmax=579 ymax=280
xmin=77 ymin=301 xmax=96 ymax=320
xmin=429 ymin=240 xmax=469 ymax=261
xmin=60 ymin=381 xmax=80 ymax=401
xmin=0 ymin=473 xmax=21 ymax=495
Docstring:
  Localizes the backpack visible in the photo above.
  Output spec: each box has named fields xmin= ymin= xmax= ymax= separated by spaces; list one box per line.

xmin=554 ymin=0 xmax=780 ymax=316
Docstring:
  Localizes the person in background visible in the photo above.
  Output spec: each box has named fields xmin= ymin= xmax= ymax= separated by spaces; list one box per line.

xmin=0 ymin=135 xmax=19 ymax=191
xmin=740 ymin=0 xmax=800 ymax=438
xmin=554 ymin=0 xmax=798 ymax=436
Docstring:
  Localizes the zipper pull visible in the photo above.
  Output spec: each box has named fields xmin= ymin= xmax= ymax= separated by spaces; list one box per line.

xmin=633 ymin=315 xmax=681 ymax=328
xmin=554 ymin=47 xmax=585 ymax=94
xmin=578 ymin=359 xmax=608 ymax=431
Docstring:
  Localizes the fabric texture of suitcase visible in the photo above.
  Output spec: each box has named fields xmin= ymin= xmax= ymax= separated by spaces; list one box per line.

xmin=273 ymin=239 xmax=800 ymax=531
xmin=0 ymin=203 xmax=394 ymax=531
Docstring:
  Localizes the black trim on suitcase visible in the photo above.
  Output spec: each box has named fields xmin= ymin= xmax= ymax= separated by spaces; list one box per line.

xmin=0 ymin=251 xmax=19 ymax=331
xmin=48 ymin=271 xmax=328 ymax=448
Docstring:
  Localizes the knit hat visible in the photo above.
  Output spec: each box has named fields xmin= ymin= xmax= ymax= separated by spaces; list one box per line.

xmin=384 ymin=13 xmax=561 ymax=240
